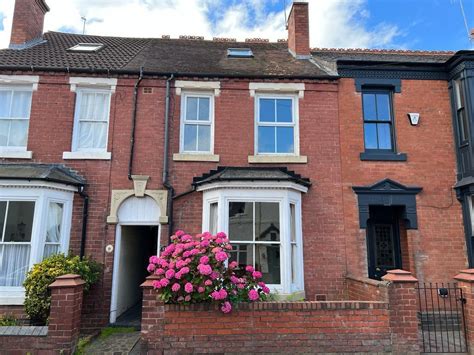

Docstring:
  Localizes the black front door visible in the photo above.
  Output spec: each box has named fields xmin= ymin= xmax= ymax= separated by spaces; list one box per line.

xmin=367 ymin=207 xmax=402 ymax=280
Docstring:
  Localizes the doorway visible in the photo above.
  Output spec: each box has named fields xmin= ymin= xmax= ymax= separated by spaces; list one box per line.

xmin=110 ymin=225 xmax=159 ymax=326
xmin=367 ymin=206 xmax=402 ymax=280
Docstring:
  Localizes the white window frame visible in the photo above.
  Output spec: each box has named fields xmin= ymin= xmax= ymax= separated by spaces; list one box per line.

xmin=0 ymin=76 xmax=39 ymax=159
xmin=200 ymin=185 xmax=305 ymax=296
xmin=254 ymin=93 xmax=300 ymax=156
xmin=179 ymin=91 xmax=215 ymax=155
xmin=0 ymin=183 xmax=74 ymax=304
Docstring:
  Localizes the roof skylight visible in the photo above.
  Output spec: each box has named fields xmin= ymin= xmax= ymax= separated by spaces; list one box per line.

xmin=68 ymin=43 xmax=104 ymax=52
xmin=227 ymin=48 xmax=254 ymax=58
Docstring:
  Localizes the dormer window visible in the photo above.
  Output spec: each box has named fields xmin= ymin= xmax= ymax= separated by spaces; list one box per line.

xmin=68 ymin=43 xmax=104 ymax=52
xmin=227 ymin=48 xmax=253 ymax=58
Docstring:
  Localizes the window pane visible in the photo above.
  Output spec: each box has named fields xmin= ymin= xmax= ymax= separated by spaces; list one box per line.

xmin=362 ymin=93 xmax=376 ymax=120
xmin=229 ymin=244 xmax=253 ymax=269
xmin=93 ymin=93 xmax=108 ymax=121
xmin=259 ymin=99 xmax=275 ymax=122
xmin=0 ymin=120 xmax=9 ymax=146
xmin=276 ymin=127 xmax=294 ymax=153
xmin=0 ymin=201 xmax=6 ymax=241
xmin=4 ymin=202 xmax=35 ymax=242
xmin=0 ymin=91 xmax=12 ymax=118
xmin=209 ymin=203 xmax=218 ymax=235
xmin=198 ymin=97 xmax=210 ymax=121
xmin=376 ymin=94 xmax=391 ymax=121
xmin=0 ymin=244 xmax=30 ymax=286
xmin=197 ymin=125 xmax=211 ymax=152
xmin=8 ymin=120 xmax=28 ymax=147
xmin=255 ymin=202 xmax=280 ymax=242
xmin=46 ymin=203 xmax=63 ymax=243
xmin=186 ymin=97 xmax=198 ymax=121
xmin=255 ymin=244 xmax=280 ymax=284
xmin=258 ymin=126 xmax=275 ymax=153
xmin=10 ymin=91 xmax=32 ymax=118
xmin=364 ymin=123 xmax=377 ymax=149
xmin=79 ymin=93 xmax=95 ymax=120
xmin=290 ymin=204 xmax=297 ymax=284
xmin=377 ymin=123 xmax=392 ymax=150
xmin=229 ymin=202 xmax=253 ymax=241
xmin=276 ymin=99 xmax=292 ymax=123
xmin=43 ymin=245 xmax=60 ymax=259
xmin=458 ymin=110 xmax=468 ymax=142
xmin=290 ymin=204 xmax=296 ymax=243
xmin=183 ymin=124 xmax=197 ymax=151
xmin=94 ymin=122 xmax=108 ymax=149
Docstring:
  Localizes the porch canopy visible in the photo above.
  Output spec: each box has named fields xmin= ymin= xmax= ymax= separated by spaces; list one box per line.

xmin=0 ymin=163 xmax=85 ymax=187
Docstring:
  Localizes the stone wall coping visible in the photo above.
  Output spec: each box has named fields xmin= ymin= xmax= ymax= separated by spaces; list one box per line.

xmin=49 ymin=274 xmax=85 ymax=289
xmin=141 ymin=275 xmax=160 ymax=288
xmin=346 ymin=274 xmax=390 ymax=287
xmin=454 ymin=269 xmax=474 ymax=282
xmin=163 ymin=300 xmax=388 ymax=312
xmin=0 ymin=326 xmax=48 ymax=337
xmin=382 ymin=269 xmax=418 ymax=283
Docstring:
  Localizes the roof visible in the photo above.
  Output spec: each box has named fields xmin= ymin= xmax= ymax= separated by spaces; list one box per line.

xmin=193 ymin=167 xmax=311 ymax=188
xmin=311 ymin=48 xmax=453 ymax=64
xmin=0 ymin=163 xmax=85 ymax=187
xmin=0 ymin=32 xmax=334 ymax=78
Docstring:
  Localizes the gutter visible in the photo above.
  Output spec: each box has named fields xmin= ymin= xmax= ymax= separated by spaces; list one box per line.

xmin=78 ymin=186 xmax=89 ymax=259
xmin=128 ymin=67 xmax=144 ymax=180
xmin=162 ymin=74 xmax=175 ymax=243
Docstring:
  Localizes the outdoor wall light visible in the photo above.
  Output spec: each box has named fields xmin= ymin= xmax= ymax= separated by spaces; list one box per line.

xmin=408 ymin=113 xmax=420 ymax=126
xmin=438 ymin=288 xmax=449 ymax=298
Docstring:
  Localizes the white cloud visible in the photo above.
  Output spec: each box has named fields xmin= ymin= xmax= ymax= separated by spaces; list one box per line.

xmin=0 ymin=0 xmax=401 ymax=49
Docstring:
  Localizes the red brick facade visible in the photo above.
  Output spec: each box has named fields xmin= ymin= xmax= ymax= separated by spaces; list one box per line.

xmin=9 ymin=0 xmax=49 ymax=47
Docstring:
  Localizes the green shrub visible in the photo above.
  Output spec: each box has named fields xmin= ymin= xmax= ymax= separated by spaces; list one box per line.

xmin=23 ymin=253 xmax=101 ymax=324
xmin=0 ymin=315 xmax=18 ymax=326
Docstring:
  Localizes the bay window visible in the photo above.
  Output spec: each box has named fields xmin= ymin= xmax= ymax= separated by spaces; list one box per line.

xmin=201 ymin=186 xmax=305 ymax=296
xmin=0 ymin=186 xmax=73 ymax=304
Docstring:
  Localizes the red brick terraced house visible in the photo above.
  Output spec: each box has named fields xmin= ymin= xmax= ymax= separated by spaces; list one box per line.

xmin=0 ymin=0 xmax=472 ymax=339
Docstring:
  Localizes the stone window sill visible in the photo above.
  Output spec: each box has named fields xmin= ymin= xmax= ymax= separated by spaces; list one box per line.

xmin=63 ymin=151 xmax=112 ymax=160
xmin=0 ymin=150 xmax=32 ymax=159
xmin=360 ymin=152 xmax=407 ymax=162
xmin=173 ymin=153 xmax=220 ymax=162
xmin=248 ymin=155 xmax=308 ymax=164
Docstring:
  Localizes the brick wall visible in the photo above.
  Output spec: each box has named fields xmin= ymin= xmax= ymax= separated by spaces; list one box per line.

xmin=346 ymin=274 xmax=389 ymax=302
xmin=338 ymin=78 xmax=467 ymax=283
xmin=10 ymin=0 xmax=48 ymax=46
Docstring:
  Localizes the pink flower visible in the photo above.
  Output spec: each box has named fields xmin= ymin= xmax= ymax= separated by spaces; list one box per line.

xmin=216 ymin=238 xmax=224 ymax=244
xmin=149 ymin=256 xmax=159 ymax=264
xmin=184 ymin=282 xmax=193 ymax=293
xmin=155 ymin=268 xmax=165 ymax=276
xmin=160 ymin=278 xmax=170 ymax=287
xmin=177 ymin=296 xmax=184 ymax=302
xmin=229 ymin=261 xmax=238 ymax=269
xmin=221 ymin=301 xmax=232 ymax=314
xmin=183 ymin=251 xmax=192 ymax=258
xmin=180 ymin=267 xmax=190 ymax=275
xmin=224 ymin=244 xmax=233 ymax=250
xmin=237 ymin=283 xmax=245 ymax=289
xmin=215 ymin=251 xmax=228 ymax=262
xmin=184 ymin=295 xmax=191 ymax=302
xmin=198 ymin=287 xmax=205 ymax=293
xmin=175 ymin=230 xmax=185 ymax=237
xmin=230 ymin=276 xmax=240 ymax=284
xmin=198 ymin=264 xmax=212 ymax=276
xmin=191 ymin=248 xmax=200 ymax=256
xmin=245 ymin=265 xmax=254 ymax=273
xmin=147 ymin=264 xmax=156 ymax=272
xmin=165 ymin=269 xmax=175 ymax=279
xmin=258 ymin=282 xmax=265 ymax=287
xmin=159 ymin=259 xmax=168 ymax=268
xmin=176 ymin=260 xmax=186 ymax=269
xmin=175 ymin=271 xmax=183 ymax=279
xmin=248 ymin=289 xmax=259 ymax=301
xmin=262 ymin=286 xmax=270 ymax=294
xmin=152 ymin=280 xmax=162 ymax=289
xmin=217 ymin=232 xmax=227 ymax=239
xmin=172 ymin=283 xmax=181 ymax=292
xmin=211 ymin=289 xmax=227 ymax=300
xmin=199 ymin=256 xmax=209 ymax=264
xmin=181 ymin=234 xmax=193 ymax=242
xmin=204 ymin=279 xmax=213 ymax=286
xmin=219 ymin=289 xmax=228 ymax=299
xmin=201 ymin=240 xmax=210 ymax=247
xmin=210 ymin=271 xmax=219 ymax=280
xmin=252 ymin=271 xmax=263 ymax=279
xmin=212 ymin=247 xmax=222 ymax=253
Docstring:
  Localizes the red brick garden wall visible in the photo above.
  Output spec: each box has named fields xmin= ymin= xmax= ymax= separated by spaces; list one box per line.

xmin=346 ymin=274 xmax=388 ymax=302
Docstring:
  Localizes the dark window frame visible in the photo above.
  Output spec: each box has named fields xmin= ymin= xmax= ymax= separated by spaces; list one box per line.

xmin=454 ymin=78 xmax=469 ymax=147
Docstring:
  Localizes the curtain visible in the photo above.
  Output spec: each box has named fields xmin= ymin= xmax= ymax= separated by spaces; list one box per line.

xmin=43 ymin=203 xmax=63 ymax=259
xmin=78 ymin=92 xmax=109 ymax=149
xmin=0 ymin=244 xmax=30 ymax=287
xmin=209 ymin=203 xmax=218 ymax=235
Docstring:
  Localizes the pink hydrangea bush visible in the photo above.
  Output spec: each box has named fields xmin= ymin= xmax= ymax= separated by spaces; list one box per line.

xmin=147 ymin=231 xmax=270 ymax=313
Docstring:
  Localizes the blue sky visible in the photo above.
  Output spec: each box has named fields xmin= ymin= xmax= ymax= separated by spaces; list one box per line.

xmin=0 ymin=0 xmax=472 ymax=50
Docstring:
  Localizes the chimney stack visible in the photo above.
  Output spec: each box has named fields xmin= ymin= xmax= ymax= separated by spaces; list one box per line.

xmin=287 ymin=1 xmax=310 ymax=58
xmin=10 ymin=0 xmax=50 ymax=49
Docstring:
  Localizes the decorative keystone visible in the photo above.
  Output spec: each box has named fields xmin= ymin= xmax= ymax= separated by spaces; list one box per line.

xmin=454 ymin=269 xmax=474 ymax=283
xmin=141 ymin=275 xmax=160 ymax=289
xmin=132 ymin=175 xmax=149 ymax=197
xmin=382 ymin=269 xmax=418 ymax=283
xmin=49 ymin=274 xmax=85 ymax=289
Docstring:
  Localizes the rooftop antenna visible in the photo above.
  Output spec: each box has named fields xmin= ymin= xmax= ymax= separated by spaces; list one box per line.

xmin=81 ymin=16 xmax=87 ymax=35
xmin=459 ymin=0 xmax=473 ymax=47
xmin=284 ymin=0 xmax=288 ymax=29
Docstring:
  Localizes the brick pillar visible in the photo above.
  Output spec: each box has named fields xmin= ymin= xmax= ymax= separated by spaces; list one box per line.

xmin=454 ymin=269 xmax=474 ymax=351
xmin=48 ymin=274 xmax=86 ymax=354
xmin=141 ymin=275 xmax=164 ymax=352
xmin=382 ymin=269 xmax=420 ymax=353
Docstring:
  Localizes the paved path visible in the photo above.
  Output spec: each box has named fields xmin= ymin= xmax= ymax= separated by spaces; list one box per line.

xmin=82 ymin=331 xmax=142 ymax=355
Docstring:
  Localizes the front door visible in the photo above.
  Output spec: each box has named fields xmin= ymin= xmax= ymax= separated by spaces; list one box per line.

xmin=367 ymin=207 xmax=402 ymax=280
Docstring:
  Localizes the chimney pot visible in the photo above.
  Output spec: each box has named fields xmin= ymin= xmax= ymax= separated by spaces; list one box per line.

xmin=287 ymin=1 xmax=310 ymax=58
xmin=9 ymin=0 xmax=50 ymax=49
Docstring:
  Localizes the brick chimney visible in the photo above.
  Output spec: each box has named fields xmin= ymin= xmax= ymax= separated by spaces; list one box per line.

xmin=287 ymin=1 xmax=310 ymax=58
xmin=10 ymin=0 xmax=50 ymax=49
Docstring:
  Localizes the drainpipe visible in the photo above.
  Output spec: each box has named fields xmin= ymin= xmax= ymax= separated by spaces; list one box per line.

xmin=163 ymin=74 xmax=175 ymax=243
xmin=128 ymin=67 xmax=144 ymax=180
xmin=78 ymin=186 xmax=89 ymax=259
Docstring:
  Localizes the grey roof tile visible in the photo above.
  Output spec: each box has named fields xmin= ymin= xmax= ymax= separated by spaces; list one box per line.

xmin=0 ymin=163 xmax=85 ymax=186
